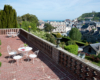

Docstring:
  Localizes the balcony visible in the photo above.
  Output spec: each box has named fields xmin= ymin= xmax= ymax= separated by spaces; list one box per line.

xmin=0 ymin=28 xmax=100 ymax=80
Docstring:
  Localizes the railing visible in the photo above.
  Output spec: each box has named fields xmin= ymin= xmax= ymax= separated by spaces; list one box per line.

xmin=0 ymin=28 xmax=100 ymax=80
xmin=0 ymin=28 xmax=20 ymax=35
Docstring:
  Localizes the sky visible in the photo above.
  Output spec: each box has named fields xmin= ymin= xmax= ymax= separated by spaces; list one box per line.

xmin=0 ymin=0 xmax=100 ymax=20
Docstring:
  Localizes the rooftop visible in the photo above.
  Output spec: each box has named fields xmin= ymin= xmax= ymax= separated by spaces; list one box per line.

xmin=0 ymin=35 xmax=76 ymax=80
xmin=0 ymin=28 xmax=100 ymax=80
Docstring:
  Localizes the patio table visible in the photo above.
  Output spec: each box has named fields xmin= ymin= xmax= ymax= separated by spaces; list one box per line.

xmin=18 ymin=47 xmax=32 ymax=61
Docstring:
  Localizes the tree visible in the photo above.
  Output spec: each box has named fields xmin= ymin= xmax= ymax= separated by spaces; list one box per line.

xmin=69 ymin=28 xmax=82 ymax=41
xmin=44 ymin=23 xmax=55 ymax=32
xmin=21 ymin=13 xmax=39 ymax=26
xmin=0 ymin=5 xmax=17 ymax=28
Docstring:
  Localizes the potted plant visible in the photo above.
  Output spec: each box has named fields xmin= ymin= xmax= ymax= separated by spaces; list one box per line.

xmin=56 ymin=33 xmax=62 ymax=48
xmin=24 ymin=43 xmax=28 ymax=47
xmin=28 ymin=26 xmax=31 ymax=33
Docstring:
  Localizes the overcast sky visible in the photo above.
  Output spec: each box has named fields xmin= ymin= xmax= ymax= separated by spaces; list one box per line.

xmin=0 ymin=0 xmax=100 ymax=20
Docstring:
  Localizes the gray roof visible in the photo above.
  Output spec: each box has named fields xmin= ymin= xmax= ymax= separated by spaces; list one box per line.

xmin=90 ymin=43 xmax=100 ymax=52
xmin=81 ymin=24 xmax=89 ymax=29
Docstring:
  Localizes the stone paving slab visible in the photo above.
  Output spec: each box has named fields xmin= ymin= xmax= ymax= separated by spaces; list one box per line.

xmin=0 ymin=35 xmax=77 ymax=80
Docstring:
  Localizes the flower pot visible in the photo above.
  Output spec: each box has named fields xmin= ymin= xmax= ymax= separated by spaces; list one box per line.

xmin=56 ymin=38 xmax=62 ymax=48
xmin=28 ymin=28 xmax=31 ymax=33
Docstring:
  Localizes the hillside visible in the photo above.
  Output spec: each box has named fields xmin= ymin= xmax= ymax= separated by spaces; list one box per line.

xmin=78 ymin=12 xmax=100 ymax=21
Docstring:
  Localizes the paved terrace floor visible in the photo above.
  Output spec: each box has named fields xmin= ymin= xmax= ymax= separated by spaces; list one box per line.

xmin=0 ymin=35 xmax=77 ymax=80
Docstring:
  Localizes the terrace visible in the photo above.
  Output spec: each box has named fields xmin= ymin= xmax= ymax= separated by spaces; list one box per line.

xmin=0 ymin=28 xmax=100 ymax=80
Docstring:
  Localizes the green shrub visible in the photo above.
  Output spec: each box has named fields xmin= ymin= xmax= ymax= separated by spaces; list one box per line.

xmin=0 ymin=40 xmax=1 ymax=45
xmin=59 ymin=42 xmax=66 ymax=48
xmin=84 ymin=42 xmax=89 ymax=46
xmin=66 ymin=40 xmax=76 ymax=45
xmin=0 ymin=52 xmax=2 ymax=56
xmin=97 ymin=54 xmax=100 ymax=58
xmin=56 ymin=33 xmax=62 ymax=38
xmin=85 ymin=56 xmax=91 ymax=60
xmin=64 ymin=45 xmax=78 ymax=55
xmin=46 ymin=33 xmax=56 ymax=44
xmin=0 ymin=62 xmax=1 ymax=67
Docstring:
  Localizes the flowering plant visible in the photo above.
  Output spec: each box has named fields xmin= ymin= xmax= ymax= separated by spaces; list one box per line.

xmin=28 ymin=26 xmax=31 ymax=28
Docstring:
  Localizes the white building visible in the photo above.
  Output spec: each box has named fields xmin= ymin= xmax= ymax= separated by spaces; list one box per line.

xmin=38 ymin=20 xmax=45 ymax=29
xmin=50 ymin=21 xmax=67 ymax=33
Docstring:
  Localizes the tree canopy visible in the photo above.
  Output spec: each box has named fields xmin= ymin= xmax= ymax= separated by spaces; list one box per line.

xmin=69 ymin=28 xmax=82 ymax=41
xmin=78 ymin=12 xmax=100 ymax=21
xmin=44 ymin=23 xmax=55 ymax=32
xmin=17 ymin=13 xmax=39 ymax=26
xmin=0 ymin=5 xmax=17 ymax=28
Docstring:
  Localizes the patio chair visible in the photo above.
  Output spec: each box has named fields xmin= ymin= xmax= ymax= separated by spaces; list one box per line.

xmin=13 ymin=31 xmax=20 ymax=37
xmin=29 ymin=50 xmax=39 ymax=64
xmin=7 ymin=45 xmax=17 ymax=60
xmin=7 ymin=32 xmax=12 ymax=37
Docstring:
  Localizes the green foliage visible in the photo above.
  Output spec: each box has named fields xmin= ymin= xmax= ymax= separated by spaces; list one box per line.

xmin=78 ymin=12 xmax=100 ymax=21
xmin=56 ymin=33 xmax=62 ymax=38
xmin=24 ymin=43 xmax=28 ymax=47
xmin=44 ymin=23 xmax=55 ymax=32
xmin=0 ymin=52 xmax=2 ymax=57
xmin=69 ymin=28 xmax=82 ymax=41
xmin=0 ymin=5 xmax=17 ymax=28
xmin=0 ymin=62 xmax=1 ymax=67
xmin=66 ymin=40 xmax=76 ymax=45
xmin=21 ymin=13 xmax=39 ymax=26
xmin=59 ymin=42 xmax=65 ymax=48
xmin=84 ymin=42 xmax=89 ymax=46
xmin=64 ymin=45 xmax=78 ymax=55
xmin=46 ymin=33 xmax=56 ymax=44
xmin=85 ymin=54 xmax=100 ymax=63
xmin=32 ymin=31 xmax=47 ymax=40
xmin=18 ymin=21 xmax=37 ymax=32
xmin=0 ymin=40 xmax=1 ymax=45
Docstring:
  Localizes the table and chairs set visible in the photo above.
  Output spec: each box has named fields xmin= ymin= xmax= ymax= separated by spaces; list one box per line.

xmin=7 ymin=44 xmax=39 ymax=66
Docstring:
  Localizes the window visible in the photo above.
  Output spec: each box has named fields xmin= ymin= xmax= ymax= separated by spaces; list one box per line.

xmin=88 ymin=48 xmax=91 ymax=53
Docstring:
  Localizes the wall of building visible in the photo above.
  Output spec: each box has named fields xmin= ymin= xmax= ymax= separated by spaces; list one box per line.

xmin=83 ymin=46 xmax=96 ymax=55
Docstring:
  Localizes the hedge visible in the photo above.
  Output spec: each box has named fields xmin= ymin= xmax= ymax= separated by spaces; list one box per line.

xmin=64 ymin=45 xmax=78 ymax=55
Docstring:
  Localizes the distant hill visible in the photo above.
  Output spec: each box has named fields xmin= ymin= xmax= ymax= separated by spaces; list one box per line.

xmin=78 ymin=12 xmax=100 ymax=21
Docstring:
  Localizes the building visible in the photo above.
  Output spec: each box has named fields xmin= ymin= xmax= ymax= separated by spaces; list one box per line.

xmin=50 ymin=21 xmax=67 ymax=33
xmin=38 ymin=20 xmax=45 ymax=29
xmin=83 ymin=43 xmax=100 ymax=55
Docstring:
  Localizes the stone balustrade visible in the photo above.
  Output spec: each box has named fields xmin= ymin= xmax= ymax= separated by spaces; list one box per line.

xmin=0 ymin=28 xmax=100 ymax=80
xmin=0 ymin=28 xmax=20 ymax=35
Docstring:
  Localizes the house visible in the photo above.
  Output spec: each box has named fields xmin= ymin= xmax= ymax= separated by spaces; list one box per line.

xmin=83 ymin=43 xmax=100 ymax=55
xmin=81 ymin=23 xmax=96 ymax=31
xmin=50 ymin=21 xmax=67 ymax=33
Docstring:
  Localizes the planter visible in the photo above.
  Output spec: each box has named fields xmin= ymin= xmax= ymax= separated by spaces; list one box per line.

xmin=28 ymin=28 xmax=31 ymax=33
xmin=56 ymin=38 xmax=62 ymax=48
xmin=20 ymin=24 xmax=21 ymax=28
